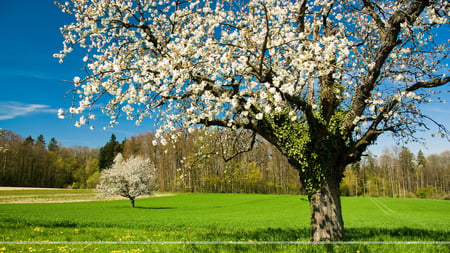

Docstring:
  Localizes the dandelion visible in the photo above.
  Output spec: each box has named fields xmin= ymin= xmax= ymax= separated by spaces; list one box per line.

xmin=57 ymin=246 xmax=68 ymax=252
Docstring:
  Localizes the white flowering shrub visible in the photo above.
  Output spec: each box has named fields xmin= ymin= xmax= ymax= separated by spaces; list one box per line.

xmin=56 ymin=0 xmax=449 ymax=241
xmin=97 ymin=154 xmax=156 ymax=207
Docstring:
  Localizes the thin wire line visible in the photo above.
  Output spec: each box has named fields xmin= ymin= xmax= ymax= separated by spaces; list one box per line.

xmin=1 ymin=241 xmax=449 ymax=245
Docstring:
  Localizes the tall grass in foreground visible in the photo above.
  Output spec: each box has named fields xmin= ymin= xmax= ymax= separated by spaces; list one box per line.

xmin=0 ymin=192 xmax=449 ymax=252
xmin=1 ymin=242 xmax=448 ymax=253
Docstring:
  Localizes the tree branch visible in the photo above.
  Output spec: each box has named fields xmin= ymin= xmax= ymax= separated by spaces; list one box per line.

xmin=321 ymin=0 xmax=335 ymax=36
xmin=296 ymin=0 xmax=308 ymax=33
xmin=406 ymin=76 xmax=450 ymax=91
xmin=361 ymin=0 xmax=386 ymax=32
xmin=343 ymin=0 xmax=430 ymax=136
xmin=282 ymin=92 xmax=314 ymax=120
xmin=346 ymin=75 xmax=449 ymax=163
xmin=220 ymin=131 xmax=257 ymax=162
xmin=259 ymin=3 xmax=271 ymax=77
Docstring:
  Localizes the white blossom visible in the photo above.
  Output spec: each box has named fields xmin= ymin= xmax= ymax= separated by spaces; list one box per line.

xmin=57 ymin=108 xmax=65 ymax=119
xmin=255 ymin=113 xmax=264 ymax=120
xmin=55 ymin=0 xmax=449 ymax=153
xmin=97 ymin=154 xmax=156 ymax=207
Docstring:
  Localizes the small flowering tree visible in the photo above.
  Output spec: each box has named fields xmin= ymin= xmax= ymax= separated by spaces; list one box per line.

xmin=56 ymin=0 xmax=449 ymax=240
xmin=97 ymin=154 xmax=156 ymax=208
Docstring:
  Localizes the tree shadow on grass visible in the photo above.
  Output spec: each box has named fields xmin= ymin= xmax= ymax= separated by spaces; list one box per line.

xmin=202 ymin=227 xmax=309 ymax=241
xmin=134 ymin=206 xmax=175 ymax=210
xmin=3 ymin=218 xmax=78 ymax=228
xmin=345 ymin=227 xmax=449 ymax=241
xmin=201 ymin=227 xmax=448 ymax=242
xmin=112 ymin=204 xmax=176 ymax=210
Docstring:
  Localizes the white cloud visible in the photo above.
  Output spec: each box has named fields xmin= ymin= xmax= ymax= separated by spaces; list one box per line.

xmin=0 ymin=102 xmax=58 ymax=120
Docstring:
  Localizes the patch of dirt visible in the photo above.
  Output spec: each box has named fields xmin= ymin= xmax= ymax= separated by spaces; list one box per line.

xmin=0 ymin=187 xmax=60 ymax=190
xmin=0 ymin=187 xmax=174 ymax=204
xmin=3 ymin=194 xmax=174 ymax=204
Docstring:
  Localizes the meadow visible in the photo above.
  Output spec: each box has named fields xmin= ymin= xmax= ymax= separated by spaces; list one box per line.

xmin=0 ymin=189 xmax=449 ymax=252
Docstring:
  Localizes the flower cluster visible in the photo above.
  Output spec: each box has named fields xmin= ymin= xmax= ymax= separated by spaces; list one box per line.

xmin=55 ymin=0 xmax=449 ymax=145
xmin=97 ymin=154 xmax=156 ymax=200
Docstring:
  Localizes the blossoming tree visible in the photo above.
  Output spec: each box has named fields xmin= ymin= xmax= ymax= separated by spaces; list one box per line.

xmin=56 ymin=0 xmax=449 ymax=240
xmin=97 ymin=154 xmax=156 ymax=208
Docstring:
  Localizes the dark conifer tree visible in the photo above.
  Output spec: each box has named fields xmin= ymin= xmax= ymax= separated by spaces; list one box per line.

xmin=98 ymin=134 xmax=122 ymax=170
xmin=36 ymin=135 xmax=46 ymax=148
xmin=48 ymin=138 xmax=59 ymax=152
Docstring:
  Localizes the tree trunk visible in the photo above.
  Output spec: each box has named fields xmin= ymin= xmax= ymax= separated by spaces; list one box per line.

xmin=309 ymin=172 xmax=344 ymax=241
xmin=129 ymin=197 xmax=135 ymax=208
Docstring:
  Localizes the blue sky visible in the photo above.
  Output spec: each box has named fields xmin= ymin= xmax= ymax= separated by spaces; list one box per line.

xmin=0 ymin=0 xmax=153 ymax=148
xmin=0 ymin=1 xmax=449 ymax=155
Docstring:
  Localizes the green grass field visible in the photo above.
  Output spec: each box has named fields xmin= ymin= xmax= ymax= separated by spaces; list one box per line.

xmin=0 ymin=189 xmax=449 ymax=252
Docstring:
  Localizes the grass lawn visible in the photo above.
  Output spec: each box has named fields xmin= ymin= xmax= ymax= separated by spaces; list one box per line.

xmin=0 ymin=189 xmax=449 ymax=252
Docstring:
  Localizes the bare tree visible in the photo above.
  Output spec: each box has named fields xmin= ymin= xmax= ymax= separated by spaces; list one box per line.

xmin=0 ymin=129 xmax=8 ymax=153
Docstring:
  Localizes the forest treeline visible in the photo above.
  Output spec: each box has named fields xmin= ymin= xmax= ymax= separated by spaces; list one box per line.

xmin=0 ymin=129 xmax=448 ymax=199
xmin=0 ymin=130 xmax=99 ymax=188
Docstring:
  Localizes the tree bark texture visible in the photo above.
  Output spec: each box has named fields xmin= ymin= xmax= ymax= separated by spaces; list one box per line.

xmin=129 ymin=197 xmax=135 ymax=208
xmin=309 ymin=171 xmax=344 ymax=241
